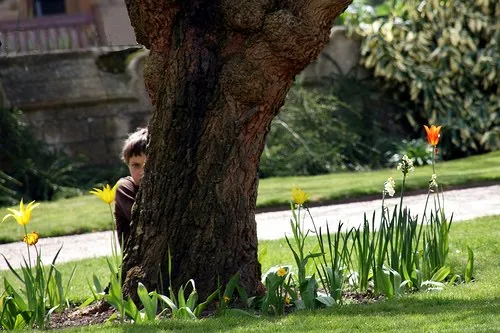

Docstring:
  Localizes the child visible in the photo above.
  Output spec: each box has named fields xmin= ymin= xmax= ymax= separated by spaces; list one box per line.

xmin=114 ymin=127 xmax=147 ymax=247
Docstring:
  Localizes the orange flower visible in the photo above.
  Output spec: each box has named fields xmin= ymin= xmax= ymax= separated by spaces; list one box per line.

xmin=424 ymin=125 xmax=441 ymax=146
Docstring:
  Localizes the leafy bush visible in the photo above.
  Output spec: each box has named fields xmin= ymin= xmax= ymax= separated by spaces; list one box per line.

xmin=260 ymin=77 xmax=406 ymax=177
xmin=0 ymin=108 xmax=127 ymax=205
xmin=347 ymin=0 xmax=499 ymax=158
xmin=0 ymin=108 xmax=83 ymax=203
xmin=386 ymin=138 xmax=435 ymax=166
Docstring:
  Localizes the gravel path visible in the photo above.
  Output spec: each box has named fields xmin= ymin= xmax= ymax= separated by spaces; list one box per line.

xmin=1 ymin=185 xmax=499 ymax=270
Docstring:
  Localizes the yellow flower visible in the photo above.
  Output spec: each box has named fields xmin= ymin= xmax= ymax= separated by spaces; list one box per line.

xmin=291 ymin=186 xmax=309 ymax=206
xmin=285 ymin=296 xmax=291 ymax=305
xmin=277 ymin=267 xmax=287 ymax=277
xmin=89 ymin=183 xmax=119 ymax=204
xmin=23 ymin=231 xmax=39 ymax=246
xmin=2 ymin=199 xmax=40 ymax=226
xmin=424 ymin=125 xmax=442 ymax=147
xmin=223 ymin=296 xmax=230 ymax=303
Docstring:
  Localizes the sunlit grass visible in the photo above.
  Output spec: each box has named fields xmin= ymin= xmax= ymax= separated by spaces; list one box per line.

xmin=1 ymin=151 xmax=499 ymax=244
xmin=257 ymin=150 xmax=500 ymax=208
xmin=0 ymin=195 xmax=110 ymax=244
xmin=4 ymin=215 xmax=491 ymax=332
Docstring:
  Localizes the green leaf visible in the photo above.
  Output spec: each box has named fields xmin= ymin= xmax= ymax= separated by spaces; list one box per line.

xmin=92 ymin=274 xmax=103 ymax=293
xmin=465 ymin=247 xmax=474 ymax=283
xmin=315 ymin=295 xmax=335 ymax=307
xmin=193 ymin=287 xmax=219 ymax=318
xmin=185 ymin=280 xmax=198 ymax=310
xmin=123 ymin=297 xmax=140 ymax=322
xmin=157 ymin=294 xmax=178 ymax=313
xmin=176 ymin=307 xmax=196 ymax=320
xmin=430 ymin=266 xmax=451 ymax=282
xmin=137 ymin=282 xmax=156 ymax=322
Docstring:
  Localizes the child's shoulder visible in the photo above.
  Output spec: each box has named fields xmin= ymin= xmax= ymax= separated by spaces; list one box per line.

xmin=117 ymin=176 xmax=136 ymax=191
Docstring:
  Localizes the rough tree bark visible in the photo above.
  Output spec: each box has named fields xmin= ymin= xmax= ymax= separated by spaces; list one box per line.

xmin=122 ymin=0 xmax=351 ymax=299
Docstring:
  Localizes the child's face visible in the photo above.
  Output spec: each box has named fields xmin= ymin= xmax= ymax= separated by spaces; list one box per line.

xmin=128 ymin=153 xmax=146 ymax=186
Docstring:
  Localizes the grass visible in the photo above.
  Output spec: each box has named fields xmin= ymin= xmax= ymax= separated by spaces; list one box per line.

xmin=1 ymin=151 xmax=499 ymax=244
xmin=0 ymin=215 xmax=494 ymax=332
xmin=0 ymin=195 xmax=111 ymax=244
xmin=257 ymin=150 xmax=500 ymax=208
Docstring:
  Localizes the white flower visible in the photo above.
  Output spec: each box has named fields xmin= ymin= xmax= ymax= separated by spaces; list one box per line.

xmin=429 ymin=173 xmax=438 ymax=191
xmin=397 ymin=155 xmax=415 ymax=175
xmin=384 ymin=177 xmax=396 ymax=197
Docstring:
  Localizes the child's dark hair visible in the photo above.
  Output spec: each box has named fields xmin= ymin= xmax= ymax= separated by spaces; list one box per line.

xmin=121 ymin=127 xmax=148 ymax=164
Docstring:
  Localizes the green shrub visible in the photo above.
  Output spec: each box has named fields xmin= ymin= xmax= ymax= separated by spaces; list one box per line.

xmin=386 ymin=138 xmax=435 ymax=166
xmin=260 ymin=75 xmax=407 ymax=177
xmin=0 ymin=108 xmax=87 ymax=204
xmin=347 ymin=0 xmax=499 ymax=158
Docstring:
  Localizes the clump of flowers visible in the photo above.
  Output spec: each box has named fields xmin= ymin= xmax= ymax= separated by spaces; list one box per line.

xmin=1 ymin=199 xmax=70 ymax=330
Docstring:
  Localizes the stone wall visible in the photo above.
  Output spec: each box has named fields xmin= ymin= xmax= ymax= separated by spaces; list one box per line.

xmin=0 ymin=46 xmax=151 ymax=165
xmin=0 ymin=27 xmax=364 ymax=165
xmin=301 ymin=26 xmax=367 ymax=82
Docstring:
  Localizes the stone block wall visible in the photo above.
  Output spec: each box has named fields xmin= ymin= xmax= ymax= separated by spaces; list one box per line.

xmin=301 ymin=26 xmax=367 ymax=82
xmin=0 ymin=46 xmax=151 ymax=165
xmin=0 ymin=27 xmax=365 ymax=165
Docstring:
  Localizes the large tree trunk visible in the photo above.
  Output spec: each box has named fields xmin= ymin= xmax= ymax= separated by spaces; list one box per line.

xmin=123 ymin=0 xmax=351 ymax=299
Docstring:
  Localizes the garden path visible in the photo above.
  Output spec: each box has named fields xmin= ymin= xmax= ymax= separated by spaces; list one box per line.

xmin=0 ymin=185 xmax=499 ymax=270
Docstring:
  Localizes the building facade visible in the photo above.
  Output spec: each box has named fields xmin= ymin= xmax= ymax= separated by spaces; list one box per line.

xmin=0 ymin=0 xmax=137 ymax=54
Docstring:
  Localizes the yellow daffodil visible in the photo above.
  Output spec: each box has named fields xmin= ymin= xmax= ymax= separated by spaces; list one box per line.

xmin=89 ymin=183 xmax=119 ymax=204
xmin=291 ymin=186 xmax=309 ymax=206
xmin=424 ymin=125 xmax=442 ymax=146
xmin=23 ymin=231 xmax=39 ymax=246
xmin=2 ymin=199 xmax=40 ymax=226
xmin=277 ymin=267 xmax=287 ymax=277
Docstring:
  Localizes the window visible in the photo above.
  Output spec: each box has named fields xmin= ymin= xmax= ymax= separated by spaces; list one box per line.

xmin=33 ymin=0 xmax=66 ymax=16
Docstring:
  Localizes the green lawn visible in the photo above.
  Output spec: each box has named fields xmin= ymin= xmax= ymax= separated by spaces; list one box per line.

xmin=0 ymin=214 xmax=490 ymax=332
xmin=257 ymin=150 xmax=500 ymax=208
xmin=1 ymin=151 xmax=499 ymax=244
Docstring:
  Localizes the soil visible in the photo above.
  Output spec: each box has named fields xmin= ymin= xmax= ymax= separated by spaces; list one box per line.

xmin=46 ymin=291 xmax=384 ymax=329
xmin=48 ymin=302 xmax=117 ymax=330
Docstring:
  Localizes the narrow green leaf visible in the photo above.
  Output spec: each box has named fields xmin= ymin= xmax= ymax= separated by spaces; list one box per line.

xmin=137 ymin=282 xmax=156 ymax=321
xmin=465 ymin=247 xmax=474 ymax=283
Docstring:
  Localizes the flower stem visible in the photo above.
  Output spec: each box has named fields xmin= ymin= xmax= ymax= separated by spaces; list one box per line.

xmin=108 ymin=204 xmax=115 ymax=232
xmin=381 ymin=191 xmax=386 ymax=223
xmin=432 ymin=146 xmax=436 ymax=175
xmin=23 ymin=225 xmax=32 ymax=269
xmin=399 ymin=174 xmax=406 ymax=215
